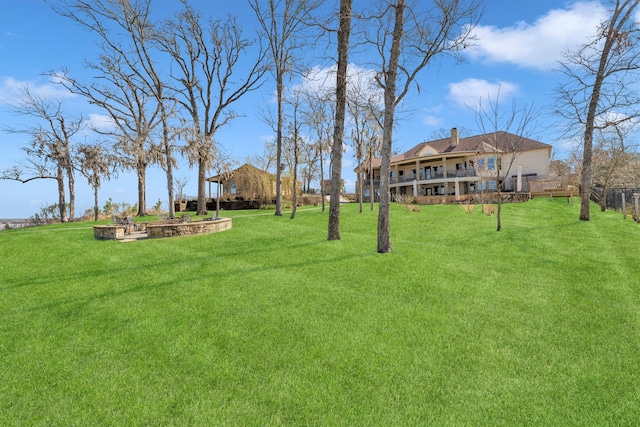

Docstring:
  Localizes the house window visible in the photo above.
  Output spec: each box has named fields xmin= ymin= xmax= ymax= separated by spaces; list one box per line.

xmin=439 ymin=186 xmax=445 ymax=195
xmin=488 ymin=180 xmax=497 ymax=190
xmin=456 ymin=163 xmax=462 ymax=170
xmin=478 ymin=158 xmax=485 ymax=169
xmin=364 ymin=189 xmax=370 ymax=197
xmin=488 ymin=157 xmax=496 ymax=170
xmin=425 ymin=168 xmax=431 ymax=179
xmin=230 ymin=182 xmax=237 ymax=194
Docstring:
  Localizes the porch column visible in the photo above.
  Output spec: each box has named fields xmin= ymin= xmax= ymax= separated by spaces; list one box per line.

xmin=442 ymin=158 xmax=447 ymax=177
xmin=416 ymin=160 xmax=420 ymax=180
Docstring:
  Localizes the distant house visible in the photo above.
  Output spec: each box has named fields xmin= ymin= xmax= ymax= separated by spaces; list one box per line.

xmin=206 ymin=163 xmax=301 ymax=203
xmin=206 ymin=163 xmax=275 ymax=203
xmin=355 ymin=128 xmax=552 ymax=201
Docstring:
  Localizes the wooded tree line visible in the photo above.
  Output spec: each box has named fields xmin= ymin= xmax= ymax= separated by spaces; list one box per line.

xmin=2 ymin=0 xmax=639 ymax=252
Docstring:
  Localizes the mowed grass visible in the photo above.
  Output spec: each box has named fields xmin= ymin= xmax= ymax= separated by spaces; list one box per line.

xmin=1 ymin=198 xmax=639 ymax=426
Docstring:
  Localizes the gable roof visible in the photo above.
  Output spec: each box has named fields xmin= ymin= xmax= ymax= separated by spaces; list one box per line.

xmin=206 ymin=163 xmax=273 ymax=182
xmin=364 ymin=131 xmax=551 ymax=169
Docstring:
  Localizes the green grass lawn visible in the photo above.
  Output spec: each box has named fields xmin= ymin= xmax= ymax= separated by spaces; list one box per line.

xmin=1 ymin=199 xmax=639 ymax=426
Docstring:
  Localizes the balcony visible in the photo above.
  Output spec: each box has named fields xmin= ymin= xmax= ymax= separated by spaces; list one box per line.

xmin=357 ymin=169 xmax=478 ymax=188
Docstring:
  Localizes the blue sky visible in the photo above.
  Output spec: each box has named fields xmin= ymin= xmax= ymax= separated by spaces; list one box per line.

xmin=0 ymin=0 xmax=614 ymax=218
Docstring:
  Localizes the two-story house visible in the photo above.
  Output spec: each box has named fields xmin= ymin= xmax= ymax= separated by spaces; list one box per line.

xmin=355 ymin=128 xmax=552 ymax=201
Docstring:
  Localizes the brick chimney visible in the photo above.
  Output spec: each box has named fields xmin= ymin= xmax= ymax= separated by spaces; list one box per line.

xmin=450 ymin=127 xmax=459 ymax=147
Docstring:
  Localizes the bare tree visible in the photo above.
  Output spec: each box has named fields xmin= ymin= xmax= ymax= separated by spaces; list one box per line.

xmin=346 ymin=69 xmax=383 ymax=213
xmin=282 ymin=88 xmax=305 ymax=219
xmin=52 ymin=0 xmax=166 ymax=217
xmin=592 ymin=122 xmax=639 ymax=210
xmin=1 ymin=86 xmax=82 ymax=222
xmin=208 ymin=148 xmax=235 ymax=218
xmin=246 ymin=140 xmax=277 ymax=173
xmin=158 ymin=2 xmax=267 ymax=216
xmin=174 ymin=175 xmax=189 ymax=205
xmin=301 ymin=87 xmax=334 ymax=212
xmin=76 ymin=142 xmax=114 ymax=221
xmin=474 ymin=93 xmax=541 ymax=231
xmin=250 ymin=0 xmax=324 ymax=217
xmin=555 ymin=0 xmax=640 ymax=221
xmin=365 ymin=0 xmax=481 ymax=252
xmin=327 ymin=0 xmax=353 ymax=240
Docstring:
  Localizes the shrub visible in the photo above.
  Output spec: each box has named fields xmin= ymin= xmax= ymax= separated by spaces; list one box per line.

xmin=461 ymin=203 xmax=476 ymax=214
xmin=483 ymin=204 xmax=496 ymax=216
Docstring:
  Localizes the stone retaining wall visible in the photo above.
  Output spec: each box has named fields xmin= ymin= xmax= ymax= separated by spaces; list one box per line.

xmin=93 ymin=218 xmax=232 ymax=240
xmin=93 ymin=225 xmax=127 ymax=240
xmin=146 ymin=218 xmax=232 ymax=238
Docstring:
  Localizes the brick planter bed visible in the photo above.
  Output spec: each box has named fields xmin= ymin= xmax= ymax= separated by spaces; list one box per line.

xmin=94 ymin=218 xmax=232 ymax=240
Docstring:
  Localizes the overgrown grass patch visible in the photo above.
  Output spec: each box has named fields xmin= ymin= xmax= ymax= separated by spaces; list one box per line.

xmin=1 ymin=199 xmax=639 ymax=425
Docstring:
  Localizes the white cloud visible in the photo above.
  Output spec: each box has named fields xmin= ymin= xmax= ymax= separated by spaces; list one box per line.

xmin=0 ymin=76 xmax=74 ymax=105
xmin=85 ymin=113 xmax=115 ymax=132
xmin=447 ymin=78 xmax=519 ymax=108
xmin=421 ymin=105 xmax=444 ymax=127
xmin=423 ymin=115 xmax=443 ymax=127
xmin=468 ymin=1 xmax=606 ymax=70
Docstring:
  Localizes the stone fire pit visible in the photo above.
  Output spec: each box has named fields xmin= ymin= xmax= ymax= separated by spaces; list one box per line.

xmin=94 ymin=217 xmax=232 ymax=240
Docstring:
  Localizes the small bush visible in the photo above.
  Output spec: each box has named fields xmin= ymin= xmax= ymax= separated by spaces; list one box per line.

xmin=483 ymin=204 xmax=496 ymax=216
xmin=394 ymin=194 xmax=414 ymax=206
xmin=461 ymin=204 xmax=476 ymax=214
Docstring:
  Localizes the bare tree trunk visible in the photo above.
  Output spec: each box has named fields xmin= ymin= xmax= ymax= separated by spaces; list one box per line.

xmin=369 ymin=148 xmax=375 ymax=211
xmin=377 ymin=0 xmax=404 ymax=253
xmin=275 ymin=73 xmax=284 ymax=217
xmin=197 ymin=158 xmax=207 ymax=215
xmin=56 ymin=165 xmax=67 ymax=222
xmin=60 ymin=117 xmax=75 ymax=221
xmin=580 ymin=106 xmax=597 ymax=220
xmin=216 ymin=182 xmax=221 ymax=218
xmin=358 ymin=166 xmax=363 ymax=213
xmin=165 ymin=154 xmax=175 ymax=219
xmin=137 ymin=165 xmax=146 ymax=216
xmin=66 ymin=164 xmax=75 ymax=221
xmin=328 ymin=0 xmax=352 ymax=240
xmin=320 ymin=149 xmax=326 ymax=212
xmin=291 ymin=155 xmax=298 ymax=220
xmin=93 ymin=186 xmax=99 ymax=221
xmin=496 ymin=189 xmax=502 ymax=232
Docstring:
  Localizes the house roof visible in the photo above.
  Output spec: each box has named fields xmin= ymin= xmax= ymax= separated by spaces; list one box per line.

xmin=206 ymin=163 xmax=273 ymax=182
xmin=363 ymin=131 xmax=551 ymax=169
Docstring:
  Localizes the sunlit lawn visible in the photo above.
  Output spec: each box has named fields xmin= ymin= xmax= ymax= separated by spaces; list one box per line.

xmin=1 ymin=198 xmax=639 ymax=425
